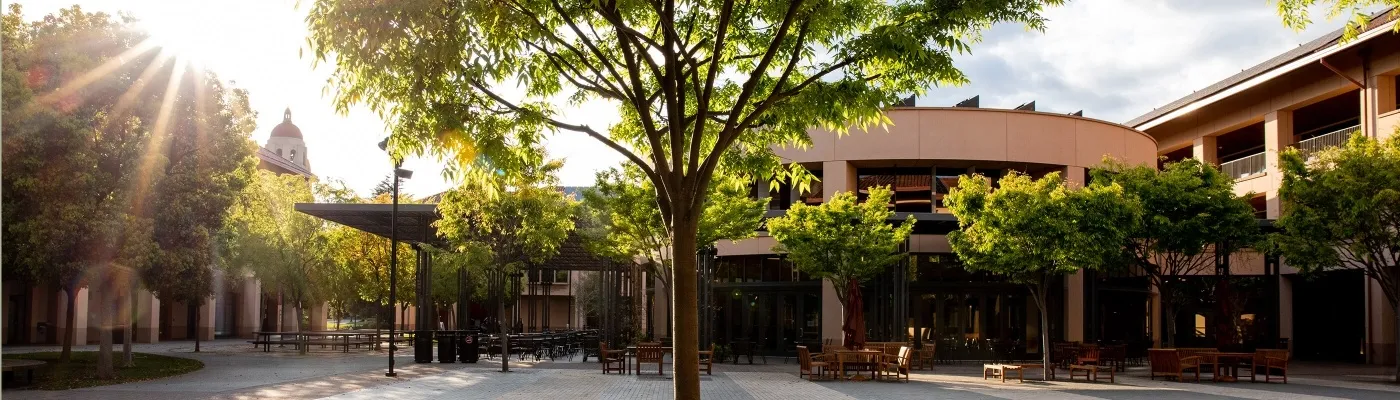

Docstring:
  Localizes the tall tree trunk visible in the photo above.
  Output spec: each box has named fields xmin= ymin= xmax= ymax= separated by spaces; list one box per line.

xmin=671 ymin=213 xmax=700 ymax=400
xmin=195 ymin=299 xmax=202 ymax=352
xmin=295 ymin=303 xmax=305 ymax=355
xmin=98 ymin=285 xmax=115 ymax=379
xmin=60 ymin=287 xmax=78 ymax=363
xmin=499 ymin=294 xmax=509 ymax=372
xmin=1031 ymin=279 xmax=1051 ymax=381
xmin=123 ymin=276 xmax=136 ymax=367
xmin=1159 ymin=282 xmax=1177 ymax=348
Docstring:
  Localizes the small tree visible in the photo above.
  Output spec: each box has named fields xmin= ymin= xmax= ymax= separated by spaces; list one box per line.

xmin=1091 ymin=158 xmax=1259 ymax=347
xmin=765 ymin=186 xmax=913 ymax=346
xmin=946 ymin=172 xmax=1137 ymax=380
xmin=579 ymin=165 xmax=766 ymax=337
xmin=1274 ymin=133 xmax=1400 ymax=382
xmin=436 ymin=159 xmax=576 ymax=372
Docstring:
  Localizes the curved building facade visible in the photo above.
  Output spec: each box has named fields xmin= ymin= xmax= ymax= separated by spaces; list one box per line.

xmin=684 ymin=106 xmax=1156 ymax=358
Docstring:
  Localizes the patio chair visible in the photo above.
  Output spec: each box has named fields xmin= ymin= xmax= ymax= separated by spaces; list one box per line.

xmin=877 ymin=346 xmax=913 ymax=382
xmin=599 ymin=342 xmax=626 ymax=374
xmin=1076 ymin=345 xmax=1101 ymax=366
xmin=914 ymin=342 xmax=936 ymax=370
xmin=797 ymin=346 xmax=833 ymax=381
xmin=1148 ymin=348 xmax=1201 ymax=382
xmin=636 ymin=343 xmax=666 ymax=375
xmin=698 ymin=344 xmax=715 ymax=375
xmin=1253 ymin=349 xmax=1289 ymax=383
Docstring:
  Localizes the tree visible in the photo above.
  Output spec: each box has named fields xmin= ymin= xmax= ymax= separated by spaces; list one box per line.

xmin=306 ymin=0 xmax=1063 ymax=394
xmin=436 ymin=159 xmax=576 ymax=372
xmin=222 ymin=170 xmax=335 ymax=342
xmin=1275 ymin=0 xmax=1400 ymax=41
xmin=765 ymin=185 xmax=912 ymax=347
xmin=1090 ymin=158 xmax=1260 ymax=348
xmin=3 ymin=4 xmax=157 ymax=368
xmin=946 ymin=172 xmax=1138 ymax=380
xmin=4 ymin=5 xmax=256 ymax=378
xmin=578 ymin=165 xmax=766 ymax=337
xmin=1274 ymin=133 xmax=1400 ymax=382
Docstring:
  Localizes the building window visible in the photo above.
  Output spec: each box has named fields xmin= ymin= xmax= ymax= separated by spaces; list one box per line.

xmin=768 ymin=181 xmax=793 ymax=210
xmin=1194 ymin=314 xmax=1207 ymax=338
xmin=799 ymin=170 xmax=823 ymax=205
xmin=290 ymin=149 xmax=297 ymax=162
xmin=858 ymin=168 xmax=932 ymax=212
xmin=277 ymin=148 xmax=283 ymax=157
xmin=934 ymin=167 xmax=965 ymax=209
xmin=554 ymin=270 xmax=569 ymax=283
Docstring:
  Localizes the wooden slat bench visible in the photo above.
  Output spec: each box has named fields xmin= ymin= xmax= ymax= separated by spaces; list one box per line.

xmin=3 ymin=359 xmax=46 ymax=386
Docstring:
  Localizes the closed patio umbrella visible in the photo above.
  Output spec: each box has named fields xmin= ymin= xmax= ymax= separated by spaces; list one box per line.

xmin=842 ymin=279 xmax=866 ymax=350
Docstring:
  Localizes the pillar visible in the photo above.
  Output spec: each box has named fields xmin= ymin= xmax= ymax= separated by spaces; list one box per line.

xmin=1264 ymin=110 xmax=1294 ymax=219
xmin=281 ymin=297 xmax=298 ymax=331
xmin=1371 ymin=74 xmax=1397 ymax=139
xmin=1064 ymin=166 xmax=1085 ymax=188
xmin=1150 ymin=284 xmax=1162 ymax=348
xmin=237 ymin=280 xmax=259 ymax=338
xmin=1192 ymin=135 xmax=1218 ymax=165
xmin=1065 ymin=271 xmax=1085 ymax=342
xmin=1278 ymin=276 xmax=1294 ymax=350
xmin=198 ymin=296 xmax=215 ymax=340
xmin=134 ymin=289 xmax=160 ymax=343
xmin=309 ymin=302 xmax=328 ymax=332
xmin=56 ymin=288 xmax=88 ymax=346
xmin=653 ymin=275 xmax=671 ymax=338
xmin=820 ymin=160 xmax=856 ymax=345
xmin=1367 ymin=278 xmax=1397 ymax=365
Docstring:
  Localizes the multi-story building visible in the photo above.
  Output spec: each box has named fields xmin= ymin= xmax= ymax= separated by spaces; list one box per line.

xmin=1128 ymin=12 xmax=1400 ymax=365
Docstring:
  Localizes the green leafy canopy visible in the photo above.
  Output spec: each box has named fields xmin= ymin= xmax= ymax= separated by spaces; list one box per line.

xmin=766 ymin=185 xmax=913 ymax=306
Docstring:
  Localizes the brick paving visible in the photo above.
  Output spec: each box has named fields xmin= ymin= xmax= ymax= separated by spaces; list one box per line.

xmin=4 ymin=340 xmax=1399 ymax=399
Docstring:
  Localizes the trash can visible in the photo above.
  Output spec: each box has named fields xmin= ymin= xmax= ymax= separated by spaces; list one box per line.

xmin=414 ymin=330 xmax=435 ymax=363
xmin=437 ymin=331 xmax=457 ymax=363
xmin=461 ymin=330 xmax=480 ymax=363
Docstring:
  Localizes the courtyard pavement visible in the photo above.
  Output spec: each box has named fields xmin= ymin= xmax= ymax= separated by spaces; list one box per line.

xmin=4 ymin=339 xmax=1399 ymax=399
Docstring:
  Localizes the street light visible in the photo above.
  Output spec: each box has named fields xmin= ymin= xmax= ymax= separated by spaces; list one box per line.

xmin=379 ymin=138 xmax=413 ymax=378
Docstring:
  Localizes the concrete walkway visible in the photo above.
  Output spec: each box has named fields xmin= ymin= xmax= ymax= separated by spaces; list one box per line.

xmin=3 ymin=340 xmax=1397 ymax=399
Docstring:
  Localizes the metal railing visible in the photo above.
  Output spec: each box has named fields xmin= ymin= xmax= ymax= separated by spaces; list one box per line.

xmin=1294 ymin=124 xmax=1357 ymax=158
xmin=1219 ymin=152 xmax=1266 ymax=180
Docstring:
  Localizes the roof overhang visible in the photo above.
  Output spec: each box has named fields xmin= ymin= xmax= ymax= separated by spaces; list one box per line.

xmin=1133 ymin=19 xmax=1399 ymax=132
xmin=295 ymin=202 xmax=443 ymax=246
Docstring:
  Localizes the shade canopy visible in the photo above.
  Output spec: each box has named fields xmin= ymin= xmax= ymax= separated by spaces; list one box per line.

xmin=295 ymin=202 xmax=444 ymax=246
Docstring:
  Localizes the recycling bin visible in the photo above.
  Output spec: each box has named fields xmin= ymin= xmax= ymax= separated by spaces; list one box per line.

xmin=437 ymin=331 xmax=457 ymax=363
xmin=414 ymin=330 xmax=434 ymax=363
xmin=461 ymin=330 xmax=480 ymax=363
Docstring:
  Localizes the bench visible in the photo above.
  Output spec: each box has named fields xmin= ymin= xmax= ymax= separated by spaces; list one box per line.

xmin=1068 ymin=364 xmax=1114 ymax=383
xmin=983 ymin=363 xmax=1049 ymax=382
xmin=3 ymin=359 xmax=46 ymax=385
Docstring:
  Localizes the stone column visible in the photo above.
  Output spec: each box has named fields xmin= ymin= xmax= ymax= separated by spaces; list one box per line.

xmin=56 ymin=288 xmax=89 ymax=346
xmin=198 ymin=296 xmax=215 ymax=340
xmin=1264 ymin=110 xmax=1294 ymax=219
xmin=1192 ymin=135 xmax=1218 ymax=165
xmin=238 ymin=280 xmax=259 ymax=338
xmin=281 ymin=296 xmax=298 ymax=331
xmin=820 ymin=161 xmax=856 ymax=345
xmin=1064 ymin=166 xmax=1085 ymax=188
xmin=1367 ymin=278 xmax=1397 ymax=365
xmin=134 ymin=290 xmax=160 ymax=343
xmin=309 ymin=302 xmax=329 ymax=332
xmin=1065 ymin=272 xmax=1085 ymax=342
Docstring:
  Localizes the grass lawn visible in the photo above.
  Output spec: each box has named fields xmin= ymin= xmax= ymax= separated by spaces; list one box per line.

xmin=2 ymin=351 xmax=203 ymax=390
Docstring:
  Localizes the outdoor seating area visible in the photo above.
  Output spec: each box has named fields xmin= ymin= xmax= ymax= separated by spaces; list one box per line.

xmin=1146 ymin=347 xmax=1291 ymax=383
xmin=248 ymin=330 xmax=387 ymax=353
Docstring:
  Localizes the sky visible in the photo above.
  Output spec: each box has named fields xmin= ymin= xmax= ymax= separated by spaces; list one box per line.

xmin=16 ymin=0 xmax=1370 ymax=197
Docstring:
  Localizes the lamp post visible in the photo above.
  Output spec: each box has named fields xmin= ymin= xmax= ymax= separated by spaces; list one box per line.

xmin=379 ymin=138 xmax=413 ymax=377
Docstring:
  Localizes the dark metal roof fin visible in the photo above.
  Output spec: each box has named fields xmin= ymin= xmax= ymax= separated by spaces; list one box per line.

xmin=1069 ymin=110 xmax=1083 ymax=117
xmin=954 ymin=95 xmax=979 ymax=108
xmin=1014 ymin=101 xmax=1036 ymax=111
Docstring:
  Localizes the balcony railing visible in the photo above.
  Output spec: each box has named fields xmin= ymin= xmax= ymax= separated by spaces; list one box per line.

xmin=1294 ymin=124 xmax=1357 ymax=158
xmin=1219 ymin=152 xmax=1266 ymax=180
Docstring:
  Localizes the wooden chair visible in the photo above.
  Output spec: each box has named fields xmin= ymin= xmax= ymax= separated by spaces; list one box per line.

xmin=1148 ymin=349 xmax=1201 ymax=382
xmin=878 ymin=346 xmax=913 ymax=382
xmin=1177 ymin=347 xmax=1218 ymax=376
xmin=1253 ymin=349 xmax=1289 ymax=383
xmin=599 ymin=342 xmax=626 ymax=374
xmin=914 ymin=342 xmax=936 ymax=370
xmin=1076 ymin=344 xmax=1101 ymax=366
xmin=797 ymin=345 xmax=833 ymax=381
xmin=636 ymin=343 xmax=666 ymax=375
xmin=698 ymin=344 xmax=715 ymax=375
xmin=1102 ymin=344 xmax=1127 ymax=372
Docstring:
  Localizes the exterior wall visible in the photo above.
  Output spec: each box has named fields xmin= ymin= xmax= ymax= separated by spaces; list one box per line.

xmin=776 ymin=108 xmax=1157 ymax=168
xmin=1137 ymin=32 xmax=1400 ymax=365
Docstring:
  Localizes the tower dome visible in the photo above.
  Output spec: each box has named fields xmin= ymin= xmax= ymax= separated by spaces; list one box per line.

xmin=269 ymin=108 xmax=302 ymax=139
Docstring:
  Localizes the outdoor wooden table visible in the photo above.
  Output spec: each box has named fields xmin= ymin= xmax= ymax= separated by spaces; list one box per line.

xmin=1203 ymin=352 xmax=1254 ymax=382
xmin=2 ymin=359 xmax=46 ymax=386
xmin=625 ymin=346 xmax=672 ymax=375
xmin=301 ymin=332 xmax=365 ymax=353
xmin=251 ymin=331 xmax=301 ymax=352
xmin=833 ymin=349 xmax=883 ymax=381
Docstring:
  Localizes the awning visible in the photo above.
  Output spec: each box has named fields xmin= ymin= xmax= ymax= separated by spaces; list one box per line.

xmin=294 ymin=202 xmax=445 ymax=246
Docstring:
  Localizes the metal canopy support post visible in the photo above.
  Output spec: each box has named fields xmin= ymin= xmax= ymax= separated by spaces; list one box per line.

xmin=698 ymin=246 xmax=717 ymax=349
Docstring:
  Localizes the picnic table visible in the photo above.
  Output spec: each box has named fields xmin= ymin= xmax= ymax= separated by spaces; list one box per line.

xmin=832 ymin=349 xmax=883 ymax=381
xmin=1202 ymin=352 xmax=1254 ymax=382
xmin=251 ymin=331 xmax=302 ymax=352
xmin=624 ymin=345 xmax=672 ymax=375
xmin=251 ymin=331 xmax=382 ymax=353
xmin=2 ymin=359 xmax=45 ymax=386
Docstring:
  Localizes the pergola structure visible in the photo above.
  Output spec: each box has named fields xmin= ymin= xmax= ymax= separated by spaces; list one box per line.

xmin=295 ymin=202 xmax=638 ymax=347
